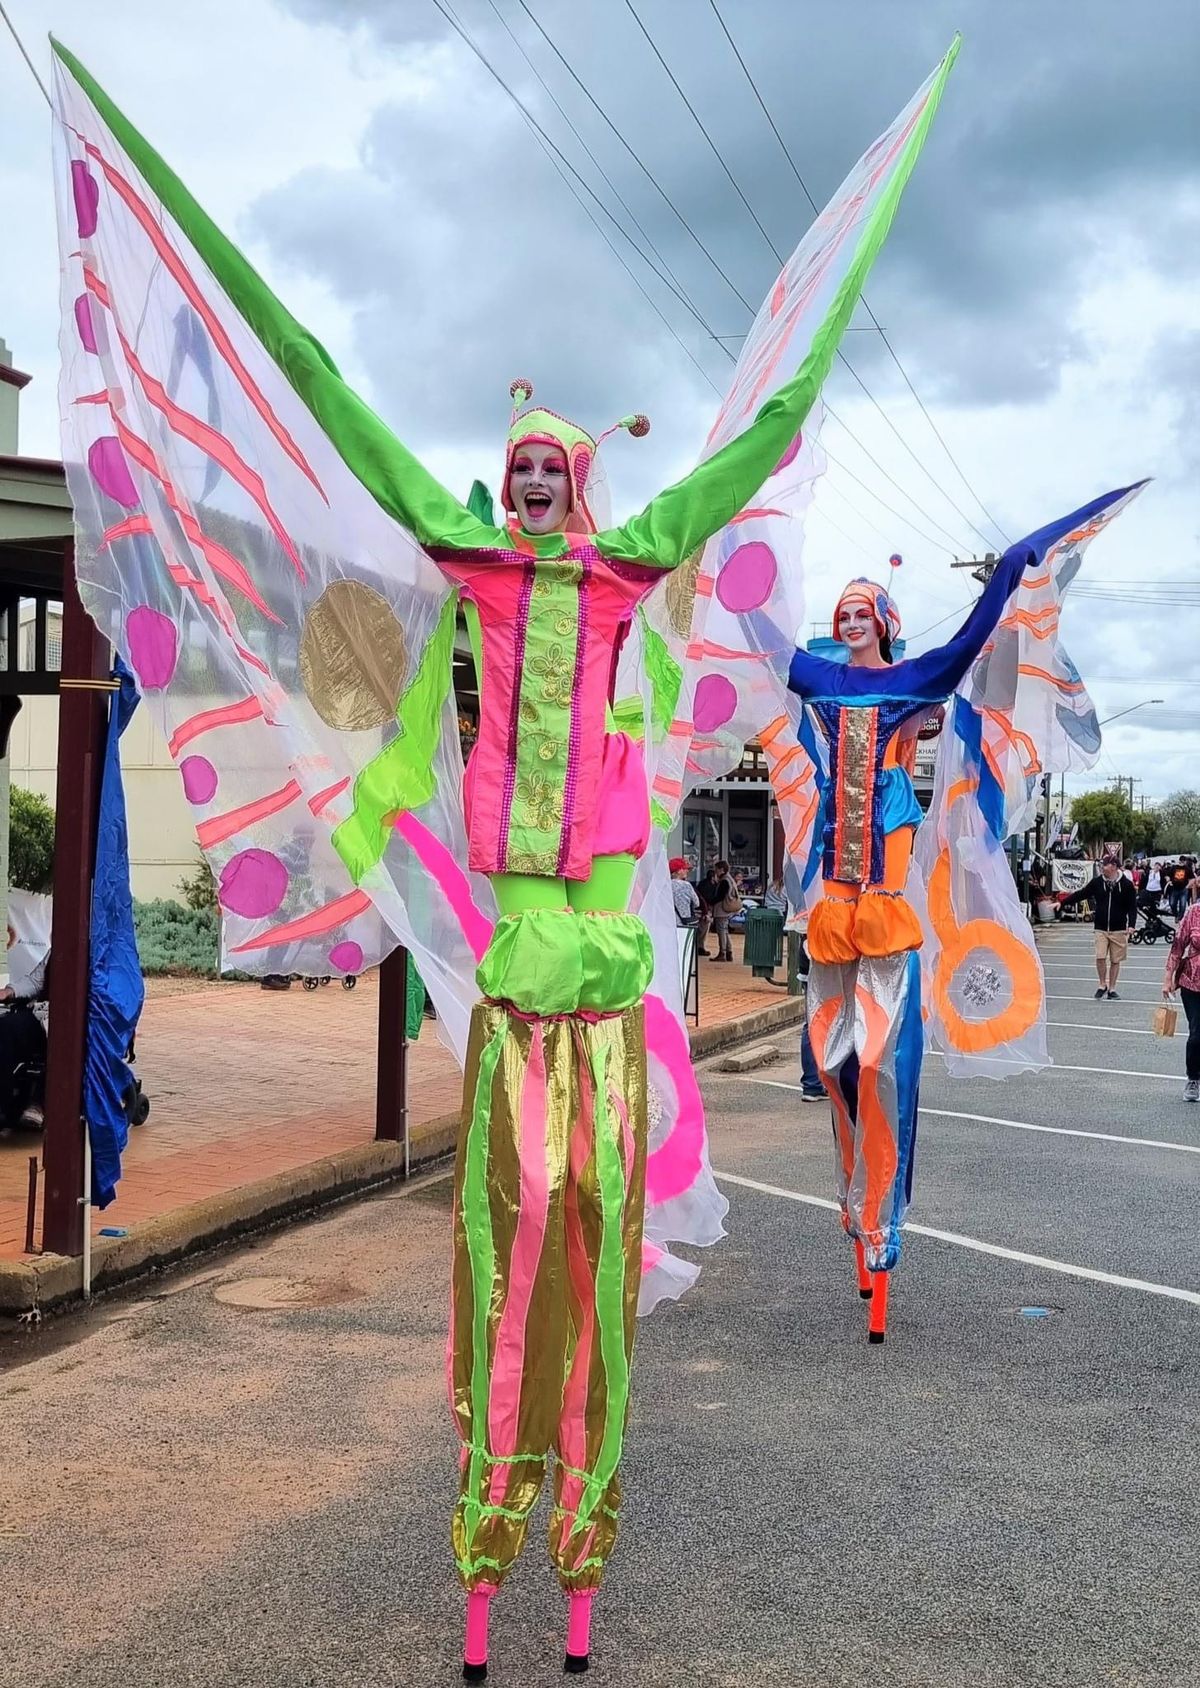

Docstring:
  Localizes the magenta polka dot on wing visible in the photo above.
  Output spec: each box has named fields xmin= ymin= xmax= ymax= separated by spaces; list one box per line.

xmin=329 ymin=940 xmax=364 ymax=975
xmin=716 ymin=541 xmax=778 ymax=613
xmin=772 ymin=430 xmax=803 ymax=476
xmin=71 ymin=160 xmax=99 ymax=237
xmin=74 ymin=293 xmax=99 ymax=354
xmin=693 ymin=673 xmax=738 ymax=733
xmin=88 ymin=436 xmax=139 ymax=507
xmin=125 ymin=605 xmax=178 ymax=691
xmin=180 ymin=755 xmax=218 ymax=805
xmin=218 ymin=849 xmax=289 ymax=919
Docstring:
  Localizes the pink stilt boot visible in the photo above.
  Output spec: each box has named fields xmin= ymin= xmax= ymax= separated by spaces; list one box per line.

xmin=462 ymin=1585 xmax=496 ymax=1682
xmin=564 ymin=1589 xmax=596 ymax=1674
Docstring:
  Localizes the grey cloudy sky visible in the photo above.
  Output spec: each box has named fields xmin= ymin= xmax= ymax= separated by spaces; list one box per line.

xmin=1 ymin=0 xmax=1196 ymax=803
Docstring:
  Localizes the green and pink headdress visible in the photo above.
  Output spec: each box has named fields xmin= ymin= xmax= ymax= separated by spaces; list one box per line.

xmin=502 ymin=379 xmax=650 ymax=535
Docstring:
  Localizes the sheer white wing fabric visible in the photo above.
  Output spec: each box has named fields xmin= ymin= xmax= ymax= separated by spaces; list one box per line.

xmin=52 ymin=60 xmax=729 ymax=1312
xmin=631 ymin=60 xmax=954 ymax=893
xmin=911 ymin=484 xmax=1147 ymax=1078
xmin=52 ymin=64 xmax=491 ymax=1062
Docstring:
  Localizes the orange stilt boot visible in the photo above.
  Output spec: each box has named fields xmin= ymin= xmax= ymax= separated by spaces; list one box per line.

xmin=867 ymin=1271 xmax=890 ymax=1344
xmin=853 ymin=1238 xmax=873 ymax=1300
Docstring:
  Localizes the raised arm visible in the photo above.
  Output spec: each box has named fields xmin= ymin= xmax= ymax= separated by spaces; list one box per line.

xmin=900 ymin=544 xmax=1031 ymax=700
xmin=596 ymin=352 xmax=828 ymax=570
xmin=54 ymin=41 xmax=494 ymax=555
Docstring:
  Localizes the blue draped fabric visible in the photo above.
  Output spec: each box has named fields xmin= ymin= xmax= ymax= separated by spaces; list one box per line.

xmin=85 ymin=658 xmax=145 ymax=1208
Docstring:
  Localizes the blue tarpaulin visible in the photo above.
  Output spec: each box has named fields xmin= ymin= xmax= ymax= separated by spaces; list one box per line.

xmin=84 ymin=658 xmax=145 ymax=1208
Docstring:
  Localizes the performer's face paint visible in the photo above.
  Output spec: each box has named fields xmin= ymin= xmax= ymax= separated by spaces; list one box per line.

xmin=837 ymin=602 xmax=883 ymax=665
xmin=509 ymin=443 xmax=572 ymax=534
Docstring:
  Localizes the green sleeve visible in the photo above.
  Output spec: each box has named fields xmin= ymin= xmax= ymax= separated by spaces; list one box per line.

xmin=53 ymin=41 xmax=497 ymax=555
xmin=595 ymin=354 xmax=821 ymax=570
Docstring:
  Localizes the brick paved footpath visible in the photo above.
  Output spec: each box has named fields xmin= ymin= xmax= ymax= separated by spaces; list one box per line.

xmin=0 ymin=935 xmax=789 ymax=1260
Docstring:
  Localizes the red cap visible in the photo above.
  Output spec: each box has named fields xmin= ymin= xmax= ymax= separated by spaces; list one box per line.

xmin=668 ymin=857 xmax=690 ymax=873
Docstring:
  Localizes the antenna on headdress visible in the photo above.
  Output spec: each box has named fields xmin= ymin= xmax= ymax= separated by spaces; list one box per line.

xmin=509 ymin=377 xmax=534 ymax=425
xmin=596 ymin=412 xmax=651 ymax=447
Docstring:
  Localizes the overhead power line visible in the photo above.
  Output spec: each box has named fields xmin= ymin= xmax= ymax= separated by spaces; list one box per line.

xmin=618 ymin=0 xmax=991 ymax=560
xmin=514 ymin=0 xmax=757 ymax=315
xmin=436 ymin=0 xmax=981 ymax=578
xmin=427 ymin=0 xmax=720 ymax=390
xmin=706 ymin=0 xmax=1012 ymax=549
xmin=509 ymin=0 xmax=985 ymax=565
xmin=483 ymin=0 xmax=713 ymax=339
xmin=426 ymin=0 xmax=710 ymax=325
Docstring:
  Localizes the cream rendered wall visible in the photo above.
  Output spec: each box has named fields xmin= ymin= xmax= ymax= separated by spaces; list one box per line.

xmin=8 ymin=695 xmax=198 ymax=903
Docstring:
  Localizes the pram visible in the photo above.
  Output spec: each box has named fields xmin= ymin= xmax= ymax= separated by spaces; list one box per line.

xmin=1130 ymin=899 xmax=1175 ymax=946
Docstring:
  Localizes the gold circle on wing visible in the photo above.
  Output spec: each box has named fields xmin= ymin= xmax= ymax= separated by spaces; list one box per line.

xmin=300 ymin=580 xmax=408 ymax=732
xmin=664 ymin=547 xmax=703 ymax=640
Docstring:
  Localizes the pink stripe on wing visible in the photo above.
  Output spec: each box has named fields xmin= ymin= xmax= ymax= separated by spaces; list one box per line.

xmin=644 ymin=993 xmax=706 ymax=1205
xmin=196 ymin=777 xmax=302 ymax=849
xmin=73 ymin=132 xmax=327 ymax=502
xmin=107 ymin=411 xmax=282 ymax=624
xmin=487 ymin=1023 xmax=551 ymax=1505
xmin=115 ymin=328 xmax=307 ymax=581
xmin=228 ymin=887 xmax=372 ymax=954
xmin=393 ymin=811 xmax=494 ymax=962
xmin=167 ymin=695 xmax=264 ymax=759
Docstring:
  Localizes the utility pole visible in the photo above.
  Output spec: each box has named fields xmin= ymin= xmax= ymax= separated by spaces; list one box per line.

xmin=951 ymin=552 xmax=1000 ymax=587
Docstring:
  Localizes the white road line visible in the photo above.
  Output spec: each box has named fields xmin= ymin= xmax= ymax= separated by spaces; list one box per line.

xmin=919 ymin=1105 xmax=1200 ymax=1156
xmin=929 ymin=1052 xmax=1180 ymax=1084
xmin=712 ymin=1170 xmax=1200 ymax=1308
xmin=1053 ymin=985 xmax=1174 ymax=999
xmin=1046 ymin=1019 xmax=1176 ymax=1037
xmin=743 ymin=1077 xmax=1199 ymax=1153
xmin=1041 ymin=970 xmax=1165 ymax=979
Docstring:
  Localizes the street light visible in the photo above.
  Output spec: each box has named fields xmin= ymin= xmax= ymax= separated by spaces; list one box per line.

xmin=1098 ymin=699 xmax=1164 ymax=727
xmin=1052 ymin=701 xmax=1165 ymax=838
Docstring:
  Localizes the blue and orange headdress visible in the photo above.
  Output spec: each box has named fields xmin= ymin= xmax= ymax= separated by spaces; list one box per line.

xmin=501 ymin=379 xmax=649 ymax=534
xmin=833 ymin=576 xmax=902 ymax=647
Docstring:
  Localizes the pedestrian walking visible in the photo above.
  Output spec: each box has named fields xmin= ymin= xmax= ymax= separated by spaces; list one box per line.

xmin=709 ymin=860 xmax=741 ymax=962
xmin=1163 ymin=899 xmax=1200 ymax=1102
xmin=1146 ymin=862 xmax=1163 ymax=904
xmin=1059 ymin=853 xmax=1138 ymax=998
xmin=669 ymin=857 xmax=701 ymax=927
xmin=1168 ymin=860 xmax=1190 ymax=920
xmin=695 ymin=863 xmax=722 ymax=957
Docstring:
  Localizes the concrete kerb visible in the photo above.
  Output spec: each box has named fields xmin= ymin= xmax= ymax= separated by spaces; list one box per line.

xmin=0 ymin=995 xmax=804 ymax=1319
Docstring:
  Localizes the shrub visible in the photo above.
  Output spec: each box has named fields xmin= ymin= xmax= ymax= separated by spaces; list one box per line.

xmin=133 ymin=899 xmax=220 ymax=976
xmin=8 ymin=785 xmax=56 ymax=892
xmin=178 ymin=855 xmax=218 ymax=912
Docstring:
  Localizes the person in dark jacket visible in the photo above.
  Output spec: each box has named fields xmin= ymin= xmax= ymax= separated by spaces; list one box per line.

xmin=1060 ymin=854 xmax=1138 ymax=999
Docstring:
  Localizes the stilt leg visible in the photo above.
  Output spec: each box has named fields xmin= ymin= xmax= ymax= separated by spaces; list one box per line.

xmin=463 ymin=1585 xmax=496 ymax=1682
xmin=853 ymin=1237 xmax=873 ymax=1299
xmin=867 ymin=1271 xmax=890 ymax=1344
xmin=565 ymin=1589 xmax=596 ymax=1674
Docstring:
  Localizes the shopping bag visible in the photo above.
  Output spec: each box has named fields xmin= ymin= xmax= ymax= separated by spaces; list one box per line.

xmin=1152 ymin=1004 xmax=1178 ymax=1039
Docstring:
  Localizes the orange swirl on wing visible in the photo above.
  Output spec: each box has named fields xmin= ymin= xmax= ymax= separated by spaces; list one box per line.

xmin=929 ymin=777 xmax=1043 ymax=1053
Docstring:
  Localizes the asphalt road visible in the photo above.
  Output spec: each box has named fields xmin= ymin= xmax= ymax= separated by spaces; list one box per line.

xmin=2 ymin=925 xmax=1197 ymax=1687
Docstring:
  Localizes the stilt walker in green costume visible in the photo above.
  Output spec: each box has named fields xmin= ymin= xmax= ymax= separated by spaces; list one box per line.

xmin=48 ymin=34 xmax=959 ymax=1680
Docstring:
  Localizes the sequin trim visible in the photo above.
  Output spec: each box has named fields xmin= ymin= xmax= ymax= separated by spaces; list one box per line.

xmin=556 ymin=557 xmax=592 ymax=875
xmin=497 ymin=561 xmax=535 ymax=868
